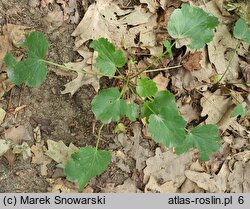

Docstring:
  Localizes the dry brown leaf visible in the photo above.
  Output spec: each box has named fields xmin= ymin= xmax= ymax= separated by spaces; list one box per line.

xmin=73 ymin=0 xmax=157 ymax=52
xmin=61 ymin=55 xmax=100 ymax=95
xmin=180 ymin=178 xmax=200 ymax=193
xmin=0 ymin=73 xmax=14 ymax=98
xmin=129 ymin=123 xmax=153 ymax=171
xmin=179 ymin=103 xmax=200 ymax=123
xmin=152 ymin=73 xmax=169 ymax=91
xmin=0 ymin=35 xmax=10 ymax=69
xmin=102 ymin=178 xmax=140 ymax=193
xmin=47 ymin=178 xmax=79 ymax=193
xmin=207 ymin=24 xmax=239 ymax=81
xmin=145 ymin=176 xmax=178 ymax=193
xmin=201 ymin=89 xmax=232 ymax=124
xmin=4 ymin=125 xmax=32 ymax=144
xmin=41 ymin=0 xmax=55 ymax=7
xmin=185 ymin=170 xmax=218 ymax=192
xmin=45 ymin=140 xmax=78 ymax=167
xmin=182 ymin=52 xmax=202 ymax=71
xmin=0 ymin=108 xmax=6 ymax=124
xmin=240 ymin=61 xmax=250 ymax=85
xmin=31 ymin=140 xmax=52 ymax=176
xmin=214 ymin=161 xmax=230 ymax=192
xmin=228 ymin=160 xmax=250 ymax=192
xmin=140 ymin=0 xmax=161 ymax=12
xmin=143 ymin=148 xmax=193 ymax=188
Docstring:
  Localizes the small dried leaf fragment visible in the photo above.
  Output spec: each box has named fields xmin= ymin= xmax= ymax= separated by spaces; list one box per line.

xmin=0 ymin=108 xmax=6 ymax=124
xmin=31 ymin=141 xmax=52 ymax=176
xmin=182 ymin=52 xmax=202 ymax=71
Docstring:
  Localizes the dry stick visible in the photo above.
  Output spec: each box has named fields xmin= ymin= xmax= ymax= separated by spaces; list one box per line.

xmin=144 ymin=65 xmax=182 ymax=73
xmin=218 ymin=41 xmax=240 ymax=83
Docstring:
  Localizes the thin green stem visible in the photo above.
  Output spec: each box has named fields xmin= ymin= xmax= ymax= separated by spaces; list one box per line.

xmin=218 ymin=41 xmax=240 ymax=83
xmin=96 ymin=123 xmax=105 ymax=151
xmin=119 ymin=78 xmax=129 ymax=99
xmin=41 ymin=59 xmax=124 ymax=79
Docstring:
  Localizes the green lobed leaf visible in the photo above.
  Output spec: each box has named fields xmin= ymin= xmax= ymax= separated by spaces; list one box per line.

xmin=175 ymin=124 xmax=221 ymax=161
xmin=233 ymin=18 xmax=250 ymax=44
xmin=143 ymin=91 xmax=186 ymax=147
xmin=231 ymin=103 xmax=246 ymax=118
xmin=91 ymin=87 xmax=139 ymax=124
xmin=4 ymin=31 xmax=48 ymax=87
xmin=90 ymin=38 xmax=126 ymax=76
xmin=64 ymin=147 xmax=111 ymax=190
xmin=136 ymin=77 xmax=158 ymax=98
xmin=25 ymin=31 xmax=48 ymax=58
xmin=126 ymin=103 xmax=139 ymax=122
xmin=167 ymin=3 xmax=219 ymax=49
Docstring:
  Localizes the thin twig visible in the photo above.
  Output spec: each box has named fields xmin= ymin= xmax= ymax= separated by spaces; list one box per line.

xmin=144 ymin=65 xmax=182 ymax=73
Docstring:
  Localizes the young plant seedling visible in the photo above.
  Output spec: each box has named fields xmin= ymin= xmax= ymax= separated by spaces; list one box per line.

xmin=6 ymin=3 xmax=249 ymax=190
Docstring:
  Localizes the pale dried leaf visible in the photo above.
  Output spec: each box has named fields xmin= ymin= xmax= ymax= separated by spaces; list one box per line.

xmin=185 ymin=170 xmax=218 ymax=192
xmin=214 ymin=161 xmax=230 ymax=192
xmin=129 ymin=123 xmax=153 ymax=171
xmin=73 ymin=1 xmax=157 ymax=51
xmin=143 ymin=148 xmax=193 ymax=187
xmin=152 ymin=73 xmax=169 ymax=91
xmin=145 ymin=176 xmax=178 ymax=193
xmin=0 ymin=35 xmax=10 ymax=69
xmin=45 ymin=140 xmax=78 ymax=167
xmin=0 ymin=73 xmax=14 ymax=98
xmin=207 ymin=24 xmax=239 ymax=81
xmin=4 ymin=125 xmax=32 ymax=144
xmin=0 ymin=108 xmax=6 ymax=124
xmin=61 ymin=58 xmax=100 ymax=95
xmin=201 ymin=89 xmax=232 ymax=124
xmin=102 ymin=178 xmax=140 ymax=193
xmin=180 ymin=178 xmax=200 ymax=193
xmin=140 ymin=0 xmax=160 ymax=13
xmin=31 ymin=141 xmax=52 ymax=176
xmin=47 ymin=178 xmax=79 ymax=193
xmin=0 ymin=139 xmax=11 ymax=157
xmin=179 ymin=103 xmax=200 ymax=123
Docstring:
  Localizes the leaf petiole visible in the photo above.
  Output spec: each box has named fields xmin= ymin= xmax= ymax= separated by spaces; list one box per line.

xmin=41 ymin=59 xmax=124 ymax=79
xmin=96 ymin=123 xmax=105 ymax=150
